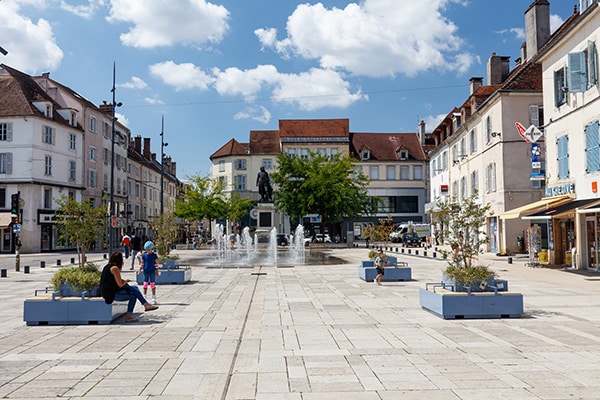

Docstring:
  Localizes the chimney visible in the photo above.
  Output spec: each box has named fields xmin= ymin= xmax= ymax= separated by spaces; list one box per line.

xmin=469 ymin=77 xmax=483 ymax=94
xmin=418 ymin=120 xmax=426 ymax=145
xmin=487 ymin=53 xmax=511 ymax=85
xmin=134 ymin=135 xmax=142 ymax=153
xmin=98 ymin=101 xmax=114 ymax=116
xmin=524 ymin=0 xmax=550 ymax=61
xmin=171 ymin=161 xmax=176 ymax=176
xmin=143 ymin=137 xmax=151 ymax=159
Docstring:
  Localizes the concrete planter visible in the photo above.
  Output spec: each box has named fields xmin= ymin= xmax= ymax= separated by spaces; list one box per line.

xmin=136 ymin=265 xmax=192 ymax=285
xmin=419 ymin=283 xmax=523 ymax=319
xmin=23 ymin=290 xmax=127 ymax=326
xmin=358 ymin=257 xmax=412 ymax=282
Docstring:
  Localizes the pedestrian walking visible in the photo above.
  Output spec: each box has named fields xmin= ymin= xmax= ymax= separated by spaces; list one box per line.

xmin=374 ymin=249 xmax=389 ymax=285
xmin=121 ymin=233 xmax=131 ymax=259
xmin=130 ymin=234 xmax=142 ymax=270
xmin=137 ymin=241 xmax=160 ymax=304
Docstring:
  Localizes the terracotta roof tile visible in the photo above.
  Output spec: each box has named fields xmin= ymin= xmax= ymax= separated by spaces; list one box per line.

xmin=279 ymin=118 xmax=349 ymax=138
xmin=350 ymin=132 xmax=426 ymax=161
xmin=249 ymin=130 xmax=280 ymax=154
xmin=210 ymin=138 xmax=249 ymax=159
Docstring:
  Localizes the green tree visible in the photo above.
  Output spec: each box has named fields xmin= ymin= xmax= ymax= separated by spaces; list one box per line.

xmin=362 ymin=220 xmax=395 ymax=245
xmin=151 ymin=211 xmax=178 ymax=259
xmin=271 ymin=151 xmax=378 ymax=229
xmin=56 ymin=196 xmax=106 ymax=267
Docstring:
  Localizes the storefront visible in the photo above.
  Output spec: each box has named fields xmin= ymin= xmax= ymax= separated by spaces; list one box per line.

xmin=576 ymin=202 xmax=600 ymax=271
xmin=0 ymin=213 xmax=14 ymax=253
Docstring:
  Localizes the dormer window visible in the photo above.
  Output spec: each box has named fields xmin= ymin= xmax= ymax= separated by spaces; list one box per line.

xmin=397 ymin=150 xmax=409 ymax=160
xmin=45 ymin=104 xmax=52 ymax=117
xmin=360 ymin=149 xmax=370 ymax=160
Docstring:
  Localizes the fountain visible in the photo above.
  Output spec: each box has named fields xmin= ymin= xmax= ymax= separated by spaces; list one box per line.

xmin=289 ymin=224 xmax=305 ymax=262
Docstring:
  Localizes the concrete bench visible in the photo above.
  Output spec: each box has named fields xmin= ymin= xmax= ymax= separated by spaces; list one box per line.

xmin=135 ymin=264 xmax=192 ymax=285
xmin=23 ymin=290 xmax=128 ymax=326
xmin=358 ymin=257 xmax=411 ymax=282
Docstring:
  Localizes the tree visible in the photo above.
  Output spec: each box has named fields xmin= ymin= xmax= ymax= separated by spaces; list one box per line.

xmin=270 ymin=151 xmax=378 ymax=229
xmin=436 ymin=191 xmax=495 ymax=286
xmin=151 ymin=211 xmax=178 ymax=259
xmin=56 ymin=196 xmax=106 ymax=267
xmin=362 ymin=220 xmax=395 ymax=245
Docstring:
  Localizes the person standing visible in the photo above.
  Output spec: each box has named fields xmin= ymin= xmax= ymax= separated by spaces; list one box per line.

xmin=137 ymin=241 xmax=160 ymax=304
xmin=130 ymin=234 xmax=142 ymax=270
xmin=100 ymin=251 xmax=158 ymax=323
xmin=121 ymin=233 xmax=131 ymax=259
xmin=374 ymin=249 xmax=388 ymax=285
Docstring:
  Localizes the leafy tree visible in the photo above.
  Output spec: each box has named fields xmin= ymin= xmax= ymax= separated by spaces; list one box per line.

xmin=362 ymin=220 xmax=395 ymax=245
xmin=270 ymin=151 xmax=378 ymax=229
xmin=151 ymin=211 xmax=178 ymax=259
xmin=436 ymin=191 xmax=495 ymax=286
xmin=56 ymin=196 xmax=106 ymax=267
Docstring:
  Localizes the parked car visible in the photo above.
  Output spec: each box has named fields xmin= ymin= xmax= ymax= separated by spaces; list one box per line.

xmin=303 ymin=233 xmax=332 ymax=246
xmin=277 ymin=234 xmax=289 ymax=246
xmin=403 ymin=232 xmax=421 ymax=247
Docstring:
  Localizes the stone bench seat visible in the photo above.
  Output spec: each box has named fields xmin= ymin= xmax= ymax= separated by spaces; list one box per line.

xmin=24 ymin=290 xmax=128 ymax=326
xmin=358 ymin=257 xmax=412 ymax=282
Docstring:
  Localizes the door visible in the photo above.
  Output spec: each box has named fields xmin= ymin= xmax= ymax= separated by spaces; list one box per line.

xmin=586 ymin=215 xmax=600 ymax=270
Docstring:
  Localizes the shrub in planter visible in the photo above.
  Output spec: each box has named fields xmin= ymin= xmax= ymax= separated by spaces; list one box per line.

xmin=50 ymin=263 xmax=101 ymax=296
xmin=443 ymin=263 xmax=495 ymax=292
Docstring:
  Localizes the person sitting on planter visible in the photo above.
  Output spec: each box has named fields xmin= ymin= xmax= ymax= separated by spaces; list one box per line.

xmin=138 ymin=241 xmax=160 ymax=304
xmin=100 ymin=251 xmax=159 ymax=323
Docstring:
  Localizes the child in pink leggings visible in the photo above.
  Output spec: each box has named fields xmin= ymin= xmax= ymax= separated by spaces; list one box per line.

xmin=137 ymin=241 xmax=159 ymax=304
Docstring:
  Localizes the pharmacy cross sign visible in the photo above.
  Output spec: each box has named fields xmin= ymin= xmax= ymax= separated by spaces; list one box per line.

xmin=515 ymin=122 xmax=543 ymax=143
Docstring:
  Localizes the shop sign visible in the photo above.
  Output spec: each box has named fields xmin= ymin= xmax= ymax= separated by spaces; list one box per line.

xmin=545 ymin=183 xmax=575 ymax=197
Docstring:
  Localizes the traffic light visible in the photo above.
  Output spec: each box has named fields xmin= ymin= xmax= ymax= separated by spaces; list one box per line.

xmin=10 ymin=193 xmax=19 ymax=215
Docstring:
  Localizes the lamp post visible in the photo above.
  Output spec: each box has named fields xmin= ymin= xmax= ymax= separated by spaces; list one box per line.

xmin=160 ymin=116 xmax=168 ymax=215
xmin=108 ymin=63 xmax=122 ymax=255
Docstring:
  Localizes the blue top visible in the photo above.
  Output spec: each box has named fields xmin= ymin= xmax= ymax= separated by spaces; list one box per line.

xmin=141 ymin=252 xmax=158 ymax=274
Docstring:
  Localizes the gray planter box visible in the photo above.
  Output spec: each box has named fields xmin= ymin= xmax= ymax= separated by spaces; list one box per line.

xmin=136 ymin=265 xmax=192 ymax=285
xmin=358 ymin=258 xmax=411 ymax=282
xmin=23 ymin=290 xmax=127 ymax=326
xmin=419 ymin=283 xmax=523 ymax=319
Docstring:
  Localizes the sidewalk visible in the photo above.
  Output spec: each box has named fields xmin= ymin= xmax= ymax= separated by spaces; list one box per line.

xmin=1 ymin=247 xmax=600 ymax=399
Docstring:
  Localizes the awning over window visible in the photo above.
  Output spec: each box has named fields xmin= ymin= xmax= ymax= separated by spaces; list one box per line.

xmin=522 ymin=198 xmax=600 ymax=220
xmin=0 ymin=213 xmax=13 ymax=228
xmin=499 ymin=195 xmax=571 ymax=220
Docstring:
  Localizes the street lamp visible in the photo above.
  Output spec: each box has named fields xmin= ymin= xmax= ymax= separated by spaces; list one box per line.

xmin=108 ymin=62 xmax=122 ymax=255
xmin=160 ymin=115 xmax=168 ymax=215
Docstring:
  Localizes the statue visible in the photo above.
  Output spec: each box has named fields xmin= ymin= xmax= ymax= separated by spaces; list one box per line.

xmin=256 ymin=166 xmax=273 ymax=202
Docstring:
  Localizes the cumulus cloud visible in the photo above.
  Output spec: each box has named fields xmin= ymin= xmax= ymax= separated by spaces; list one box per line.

xmin=144 ymin=97 xmax=165 ymax=105
xmin=59 ymin=0 xmax=106 ymax=19
xmin=149 ymin=61 xmax=215 ymax=91
xmin=0 ymin=0 xmax=63 ymax=74
xmin=255 ymin=0 xmax=471 ymax=78
xmin=234 ymin=105 xmax=271 ymax=124
xmin=107 ymin=0 xmax=229 ymax=48
xmin=118 ymin=76 xmax=148 ymax=89
xmin=212 ymin=65 xmax=279 ymax=100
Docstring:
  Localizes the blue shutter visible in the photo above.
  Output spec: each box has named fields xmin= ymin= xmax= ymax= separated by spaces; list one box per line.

xmin=568 ymin=52 xmax=587 ymax=93
xmin=586 ymin=121 xmax=600 ymax=173
xmin=588 ymin=41 xmax=598 ymax=87
xmin=557 ymin=135 xmax=569 ymax=179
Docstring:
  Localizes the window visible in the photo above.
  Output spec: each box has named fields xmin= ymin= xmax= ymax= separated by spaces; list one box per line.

xmin=69 ymin=133 xmax=77 ymax=151
xmin=452 ymin=145 xmax=458 ymax=163
xmin=44 ymin=155 xmax=52 ymax=176
xmin=460 ymin=177 xmax=467 ymax=200
xmin=70 ymin=111 xmax=76 ymax=127
xmin=0 ymin=153 xmax=12 ymax=174
xmin=484 ymin=116 xmax=492 ymax=144
xmin=89 ymin=146 xmax=97 ymax=161
xmin=68 ymin=160 xmax=76 ymax=181
xmin=89 ymin=116 xmax=97 ymax=132
xmin=386 ymin=166 xmax=395 ymax=180
xmin=413 ymin=165 xmax=423 ymax=180
xmin=234 ymin=174 xmax=247 ymax=190
xmin=0 ymin=122 xmax=13 ymax=141
xmin=42 ymin=126 xmax=54 ymax=144
xmin=554 ymin=67 xmax=567 ymax=107
xmin=400 ymin=166 xmax=409 ymax=180
xmin=557 ymin=135 xmax=569 ymax=179
xmin=43 ymin=188 xmax=52 ymax=209
xmin=135 ymin=183 xmax=140 ymax=197
xmin=103 ymin=174 xmax=108 ymax=191
xmin=218 ymin=160 xmax=225 ymax=172
xmin=470 ymin=170 xmax=479 ymax=194
xmin=586 ymin=121 xmax=600 ymax=173
xmin=0 ymin=188 xmax=4 ymax=208
xmin=360 ymin=149 xmax=370 ymax=160
xmin=469 ymin=128 xmax=477 ymax=153
xmin=460 ymin=138 xmax=466 ymax=157
xmin=442 ymin=151 xmax=448 ymax=170
xmin=485 ymin=163 xmax=496 ymax=193
xmin=234 ymin=159 xmax=246 ymax=170
xmin=103 ymin=122 xmax=110 ymax=138
xmin=88 ymin=169 xmax=97 ymax=187
xmin=262 ymin=159 xmax=272 ymax=169
xmin=529 ymin=105 xmax=543 ymax=127
xmin=103 ymin=148 xmax=109 ymax=164
xmin=45 ymin=104 xmax=52 ymax=117
xmin=117 ymin=178 xmax=121 ymax=195
xmin=568 ymin=41 xmax=598 ymax=92
xmin=398 ymin=150 xmax=409 ymax=160
xmin=369 ymin=166 xmax=379 ymax=180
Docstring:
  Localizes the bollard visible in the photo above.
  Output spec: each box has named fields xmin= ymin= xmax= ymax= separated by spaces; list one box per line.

xmin=24 ymin=265 xmax=30 ymax=273
xmin=40 ymin=261 xmax=45 ymax=268
xmin=71 ymin=257 xmax=75 ymax=264
xmin=57 ymin=259 xmax=61 ymax=266
xmin=104 ymin=253 xmax=108 ymax=259
xmin=416 ymin=250 xmax=419 ymax=256
xmin=508 ymin=257 xmax=513 ymax=264
xmin=1 ymin=269 xmax=6 ymax=278
xmin=433 ymin=252 xmax=437 ymax=258
xmin=424 ymin=250 xmax=427 ymax=257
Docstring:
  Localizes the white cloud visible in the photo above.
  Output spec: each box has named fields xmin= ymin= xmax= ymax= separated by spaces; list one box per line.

xmin=0 ymin=1 xmax=63 ymax=74
xmin=144 ymin=96 xmax=165 ymax=105
xmin=59 ymin=0 xmax=106 ymax=19
xmin=423 ymin=113 xmax=447 ymax=131
xmin=118 ymin=76 xmax=148 ymax=89
xmin=115 ymin=112 xmax=129 ymax=127
xmin=234 ymin=105 xmax=271 ymax=124
xmin=149 ymin=61 xmax=215 ymax=91
xmin=550 ymin=14 xmax=564 ymax=34
xmin=108 ymin=0 xmax=229 ymax=48
xmin=256 ymin=0 xmax=471 ymax=78
xmin=212 ymin=65 xmax=279 ymax=100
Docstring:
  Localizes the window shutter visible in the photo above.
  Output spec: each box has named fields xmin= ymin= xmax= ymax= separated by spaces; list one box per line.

xmin=529 ymin=105 xmax=540 ymax=127
xmin=6 ymin=123 xmax=12 ymax=141
xmin=568 ymin=52 xmax=587 ymax=93
xmin=6 ymin=153 xmax=12 ymax=174
xmin=586 ymin=121 xmax=600 ymax=173
xmin=588 ymin=41 xmax=598 ymax=87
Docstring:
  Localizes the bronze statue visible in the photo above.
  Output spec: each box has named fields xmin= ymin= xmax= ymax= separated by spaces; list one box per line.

xmin=256 ymin=166 xmax=273 ymax=202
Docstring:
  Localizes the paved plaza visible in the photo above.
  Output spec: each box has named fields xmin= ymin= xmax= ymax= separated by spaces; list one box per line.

xmin=1 ymin=246 xmax=600 ymax=399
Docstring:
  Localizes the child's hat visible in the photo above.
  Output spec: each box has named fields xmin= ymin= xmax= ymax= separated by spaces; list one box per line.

xmin=144 ymin=241 xmax=154 ymax=250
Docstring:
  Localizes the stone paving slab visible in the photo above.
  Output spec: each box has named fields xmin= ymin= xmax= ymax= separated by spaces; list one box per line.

xmin=1 ymin=248 xmax=600 ymax=398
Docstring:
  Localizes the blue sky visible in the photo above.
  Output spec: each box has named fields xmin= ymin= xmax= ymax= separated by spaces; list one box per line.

xmin=0 ymin=0 xmax=577 ymax=178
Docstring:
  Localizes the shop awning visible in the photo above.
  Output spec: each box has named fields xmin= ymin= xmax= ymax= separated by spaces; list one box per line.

xmin=522 ymin=198 xmax=600 ymax=220
xmin=0 ymin=212 xmax=13 ymax=228
xmin=576 ymin=199 xmax=600 ymax=214
xmin=499 ymin=195 xmax=571 ymax=220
